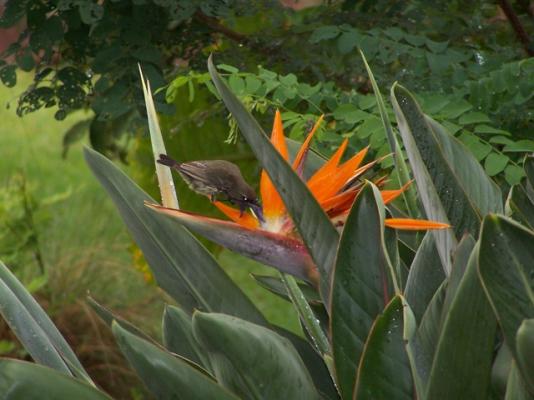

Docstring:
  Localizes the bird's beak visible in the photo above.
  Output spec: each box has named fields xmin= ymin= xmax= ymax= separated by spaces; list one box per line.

xmin=249 ymin=202 xmax=265 ymax=224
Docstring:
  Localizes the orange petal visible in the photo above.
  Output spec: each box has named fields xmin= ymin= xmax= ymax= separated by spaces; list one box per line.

xmin=313 ymin=147 xmax=369 ymax=202
xmin=385 ymin=218 xmax=450 ymax=231
xmin=259 ymin=110 xmax=290 ymax=218
xmin=341 ymin=159 xmax=379 ymax=191
xmin=373 ymin=175 xmax=389 ymax=188
xmin=320 ymin=189 xmax=358 ymax=217
xmin=306 ymin=138 xmax=349 ymax=189
xmin=310 ymin=158 xmax=375 ymax=204
xmin=381 ymin=181 xmax=413 ymax=205
xmin=292 ymin=115 xmax=323 ymax=175
xmin=213 ymin=201 xmax=260 ymax=229
xmin=272 ymin=109 xmax=288 ymax=160
xmin=260 ymin=170 xmax=286 ymax=218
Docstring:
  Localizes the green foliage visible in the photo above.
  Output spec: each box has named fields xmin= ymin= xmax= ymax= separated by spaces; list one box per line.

xmin=330 ymin=183 xmax=393 ymax=398
xmin=1 ymin=0 xmax=533 ymax=188
xmin=2 ymin=58 xmax=534 ymax=399
xmin=167 ymin=58 xmax=533 ymax=186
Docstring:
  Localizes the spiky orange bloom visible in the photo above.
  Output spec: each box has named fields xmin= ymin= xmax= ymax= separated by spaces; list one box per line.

xmin=214 ymin=110 xmax=449 ymax=235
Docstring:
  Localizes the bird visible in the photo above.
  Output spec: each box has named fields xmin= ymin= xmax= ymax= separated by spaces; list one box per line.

xmin=157 ymin=154 xmax=264 ymax=222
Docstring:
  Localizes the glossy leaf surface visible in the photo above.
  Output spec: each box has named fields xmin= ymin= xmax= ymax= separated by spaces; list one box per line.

xmin=193 ymin=312 xmax=321 ymax=400
xmin=353 ymin=296 xmax=413 ymax=400
xmin=163 ymin=305 xmax=209 ymax=369
xmin=0 ymin=359 xmax=110 ymax=400
xmin=113 ymin=322 xmax=238 ymax=400
xmin=0 ymin=261 xmax=91 ymax=382
xmin=478 ymin=214 xmax=534 ymax=382
xmin=404 ymin=233 xmax=445 ymax=323
xmin=331 ymin=183 xmax=395 ymax=399
xmin=426 ymin=246 xmax=496 ymax=400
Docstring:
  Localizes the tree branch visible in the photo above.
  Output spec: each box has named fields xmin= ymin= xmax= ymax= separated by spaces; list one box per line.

xmin=193 ymin=11 xmax=248 ymax=44
xmin=497 ymin=0 xmax=534 ymax=56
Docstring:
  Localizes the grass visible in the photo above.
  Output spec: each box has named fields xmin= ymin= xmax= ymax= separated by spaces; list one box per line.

xmin=0 ymin=72 xmax=301 ymax=336
xmin=0 ymin=73 xmax=158 ymax=316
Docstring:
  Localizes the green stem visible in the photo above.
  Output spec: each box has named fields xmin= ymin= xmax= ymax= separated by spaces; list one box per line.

xmin=279 ymin=273 xmax=330 ymax=356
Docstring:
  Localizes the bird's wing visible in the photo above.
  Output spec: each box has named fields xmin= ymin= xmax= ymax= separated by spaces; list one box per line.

xmin=176 ymin=161 xmax=212 ymax=182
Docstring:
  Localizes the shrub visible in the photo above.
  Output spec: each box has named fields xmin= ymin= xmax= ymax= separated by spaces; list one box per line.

xmin=0 ymin=56 xmax=532 ymax=399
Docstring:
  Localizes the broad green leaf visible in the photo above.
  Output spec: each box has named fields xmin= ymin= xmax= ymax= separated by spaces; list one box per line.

xmin=87 ymin=296 xmax=156 ymax=344
xmin=331 ymin=183 xmax=395 ymax=400
xmin=427 ymin=116 xmax=503 ymax=219
xmin=208 ymin=56 xmax=339 ymax=307
xmin=478 ymin=215 xmax=534 ymax=390
xmin=309 ymin=25 xmax=340 ymax=43
xmin=192 ymin=312 xmax=321 ymax=400
xmin=251 ymin=274 xmax=321 ymax=305
xmin=84 ymin=148 xmax=266 ymax=325
xmin=353 ymin=296 xmax=414 ymax=400
xmin=412 ymin=280 xmax=447 ymax=395
xmin=485 ymin=153 xmax=509 ymax=176
xmin=360 ymin=50 xmax=418 ymax=217
xmin=0 ymin=359 xmax=110 ymax=400
xmin=146 ymin=204 xmax=317 ymax=284
xmin=506 ymin=184 xmax=534 ymax=230
xmin=505 ymin=165 xmax=526 ymax=186
xmin=274 ymin=326 xmax=338 ymax=400
xmin=525 ymin=156 xmax=534 ymax=185
xmin=503 ymin=140 xmax=534 ymax=153
xmin=112 ymin=322 xmax=238 ymax=400
xmin=138 ymin=67 xmax=179 ymax=209
xmin=401 ymin=297 xmax=424 ymax=398
xmin=426 ymin=246 xmax=496 ymax=400
xmin=441 ymin=234 xmax=476 ymax=318
xmin=458 ymin=111 xmax=492 ymax=125
xmin=391 ymin=85 xmax=455 ymax=274
xmin=411 ymin=235 xmax=475 ymax=394
xmin=391 ymin=84 xmax=502 ymax=272
xmin=0 ymin=261 xmax=92 ymax=383
xmin=505 ymin=362 xmax=532 ymax=400
xmin=516 ymin=319 xmax=534 ymax=393
xmin=493 ymin=344 xmax=513 ymax=397
xmin=163 ymin=305 xmax=210 ymax=370
xmin=404 ymin=233 xmax=445 ymax=323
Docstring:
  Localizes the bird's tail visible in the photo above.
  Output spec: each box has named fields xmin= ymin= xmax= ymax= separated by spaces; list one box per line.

xmin=157 ymin=154 xmax=179 ymax=168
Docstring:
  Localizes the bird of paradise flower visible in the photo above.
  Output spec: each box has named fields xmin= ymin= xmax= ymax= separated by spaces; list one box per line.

xmin=147 ymin=110 xmax=449 ymax=286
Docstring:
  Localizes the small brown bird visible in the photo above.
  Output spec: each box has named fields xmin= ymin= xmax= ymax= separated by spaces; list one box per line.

xmin=157 ymin=154 xmax=264 ymax=222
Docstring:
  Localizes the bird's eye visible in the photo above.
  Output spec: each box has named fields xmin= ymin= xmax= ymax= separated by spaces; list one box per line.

xmin=242 ymin=195 xmax=248 ymax=201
